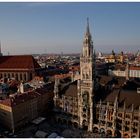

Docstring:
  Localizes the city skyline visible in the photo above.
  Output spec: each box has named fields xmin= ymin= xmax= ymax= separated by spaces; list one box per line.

xmin=0 ymin=2 xmax=140 ymax=55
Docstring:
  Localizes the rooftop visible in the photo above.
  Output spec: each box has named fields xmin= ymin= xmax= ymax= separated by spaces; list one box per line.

xmin=62 ymin=81 xmax=77 ymax=97
xmin=0 ymin=55 xmax=41 ymax=70
xmin=104 ymin=89 xmax=140 ymax=109
xmin=0 ymin=85 xmax=54 ymax=107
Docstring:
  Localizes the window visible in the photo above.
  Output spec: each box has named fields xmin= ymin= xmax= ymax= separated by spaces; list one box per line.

xmin=12 ymin=73 xmax=14 ymax=77
xmin=134 ymin=116 xmax=138 ymax=120
xmin=16 ymin=73 xmax=18 ymax=81
xmin=83 ymin=107 xmax=86 ymax=112
xmin=107 ymin=122 xmax=112 ymax=127
xmin=82 ymin=91 xmax=89 ymax=106
xmin=8 ymin=73 xmax=10 ymax=78
xmin=125 ymin=114 xmax=130 ymax=119
xmin=24 ymin=73 xmax=26 ymax=81
xmin=20 ymin=73 xmax=22 ymax=80
xmin=125 ymin=126 xmax=129 ymax=131
xmin=117 ymin=119 xmax=122 ymax=124
xmin=118 ymin=113 xmax=122 ymax=118
xmin=116 ymin=124 xmax=122 ymax=130
xmin=30 ymin=73 xmax=33 ymax=80
xmin=64 ymin=102 xmax=69 ymax=112
xmin=125 ymin=121 xmax=130 ymax=125
xmin=83 ymin=114 xmax=86 ymax=118
xmin=133 ymin=128 xmax=137 ymax=133
xmin=134 ymin=122 xmax=138 ymax=127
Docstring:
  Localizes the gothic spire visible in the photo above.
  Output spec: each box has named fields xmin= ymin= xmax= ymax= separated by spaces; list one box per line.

xmin=86 ymin=17 xmax=90 ymax=36
xmin=0 ymin=41 xmax=3 ymax=56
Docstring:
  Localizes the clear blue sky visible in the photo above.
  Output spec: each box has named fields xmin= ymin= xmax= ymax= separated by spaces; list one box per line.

xmin=0 ymin=2 xmax=140 ymax=55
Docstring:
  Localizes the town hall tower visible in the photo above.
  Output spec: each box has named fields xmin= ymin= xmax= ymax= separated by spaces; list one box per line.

xmin=78 ymin=18 xmax=95 ymax=132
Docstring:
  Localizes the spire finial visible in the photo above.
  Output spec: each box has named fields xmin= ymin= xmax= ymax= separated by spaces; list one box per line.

xmin=86 ymin=17 xmax=90 ymax=35
xmin=87 ymin=17 xmax=89 ymax=26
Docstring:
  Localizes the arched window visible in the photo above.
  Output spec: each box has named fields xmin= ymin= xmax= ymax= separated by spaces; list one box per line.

xmin=83 ymin=107 xmax=86 ymax=112
xmin=16 ymin=73 xmax=18 ymax=81
xmin=83 ymin=114 xmax=86 ymax=118
xmin=118 ymin=113 xmax=122 ymax=118
xmin=82 ymin=91 xmax=89 ymax=107
xmin=125 ymin=114 xmax=130 ymax=119
xmin=30 ymin=73 xmax=33 ymax=80
xmin=8 ymin=73 xmax=10 ymax=78
xmin=64 ymin=101 xmax=69 ymax=112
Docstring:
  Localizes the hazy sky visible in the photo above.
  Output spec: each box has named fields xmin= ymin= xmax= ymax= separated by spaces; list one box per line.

xmin=0 ymin=2 xmax=140 ymax=55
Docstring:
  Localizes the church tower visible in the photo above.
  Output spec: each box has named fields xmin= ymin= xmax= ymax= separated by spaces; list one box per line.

xmin=0 ymin=41 xmax=3 ymax=56
xmin=78 ymin=18 xmax=95 ymax=131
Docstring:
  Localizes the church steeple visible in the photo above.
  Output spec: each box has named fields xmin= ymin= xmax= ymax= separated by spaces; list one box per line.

xmin=83 ymin=18 xmax=93 ymax=57
xmin=0 ymin=41 xmax=3 ymax=56
xmin=86 ymin=17 xmax=90 ymax=36
xmin=0 ymin=41 xmax=1 ymax=54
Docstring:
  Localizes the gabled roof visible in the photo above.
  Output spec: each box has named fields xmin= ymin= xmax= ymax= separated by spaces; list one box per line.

xmin=0 ymin=55 xmax=40 ymax=70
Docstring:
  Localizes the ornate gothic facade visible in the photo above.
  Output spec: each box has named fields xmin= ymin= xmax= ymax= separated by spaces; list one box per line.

xmin=53 ymin=19 xmax=140 ymax=138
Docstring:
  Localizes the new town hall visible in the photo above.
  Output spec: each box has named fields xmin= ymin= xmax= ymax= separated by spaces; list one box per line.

xmin=53 ymin=19 xmax=140 ymax=138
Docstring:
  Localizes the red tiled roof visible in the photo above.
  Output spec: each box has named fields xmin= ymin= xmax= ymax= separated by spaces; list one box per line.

xmin=0 ymin=92 xmax=39 ymax=107
xmin=0 ymin=87 xmax=53 ymax=107
xmin=0 ymin=55 xmax=41 ymax=70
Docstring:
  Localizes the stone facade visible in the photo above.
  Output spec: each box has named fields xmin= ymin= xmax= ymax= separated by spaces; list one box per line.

xmin=53 ymin=19 xmax=140 ymax=138
xmin=77 ymin=18 xmax=94 ymax=131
